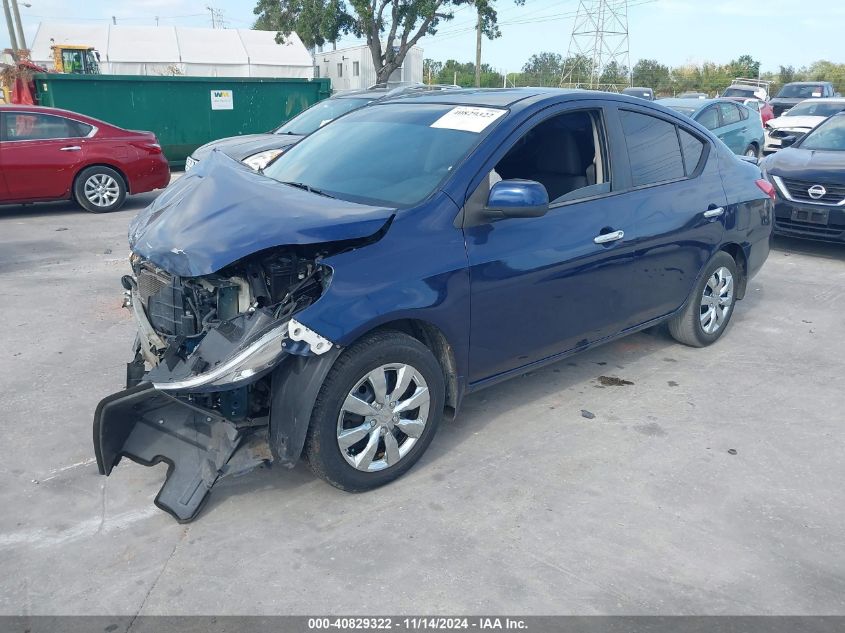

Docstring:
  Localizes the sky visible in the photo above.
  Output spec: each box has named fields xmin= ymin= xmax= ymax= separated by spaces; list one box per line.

xmin=2 ymin=0 xmax=844 ymax=74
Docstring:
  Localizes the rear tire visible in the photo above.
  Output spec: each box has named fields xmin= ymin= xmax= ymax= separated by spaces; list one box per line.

xmin=304 ymin=330 xmax=445 ymax=492
xmin=744 ymin=144 xmax=759 ymax=158
xmin=668 ymin=251 xmax=739 ymax=348
xmin=74 ymin=166 xmax=127 ymax=213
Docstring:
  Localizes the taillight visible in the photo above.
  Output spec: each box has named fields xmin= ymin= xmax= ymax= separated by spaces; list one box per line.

xmin=144 ymin=142 xmax=162 ymax=154
xmin=756 ymin=179 xmax=775 ymax=201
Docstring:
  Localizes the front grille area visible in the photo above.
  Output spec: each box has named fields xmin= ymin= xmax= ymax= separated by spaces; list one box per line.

xmin=769 ymin=128 xmax=806 ymax=139
xmin=775 ymin=217 xmax=845 ymax=239
xmin=780 ymin=178 xmax=845 ymax=205
xmin=137 ymin=264 xmax=196 ymax=337
xmin=137 ymin=264 xmax=171 ymax=305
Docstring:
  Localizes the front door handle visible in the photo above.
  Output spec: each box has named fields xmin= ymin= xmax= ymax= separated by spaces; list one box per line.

xmin=593 ymin=230 xmax=624 ymax=244
xmin=703 ymin=207 xmax=725 ymax=218
xmin=59 ymin=146 xmax=82 ymax=151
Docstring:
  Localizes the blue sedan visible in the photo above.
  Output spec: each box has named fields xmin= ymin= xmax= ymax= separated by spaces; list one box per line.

xmin=658 ymin=98 xmax=766 ymax=157
xmin=95 ymin=89 xmax=774 ymax=521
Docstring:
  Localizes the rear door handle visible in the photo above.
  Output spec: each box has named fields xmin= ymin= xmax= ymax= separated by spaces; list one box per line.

xmin=593 ymin=230 xmax=624 ymax=244
xmin=703 ymin=207 xmax=725 ymax=218
xmin=59 ymin=146 xmax=82 ymax=151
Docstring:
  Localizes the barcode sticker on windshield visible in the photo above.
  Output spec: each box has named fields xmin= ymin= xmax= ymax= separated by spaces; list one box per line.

xmin=431 ymin=106 xmax=506 ymax=133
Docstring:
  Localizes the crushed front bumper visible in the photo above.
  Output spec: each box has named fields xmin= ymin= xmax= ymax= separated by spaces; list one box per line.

xmin=94 ymin=383 xmax=270 ymax=522
xmin=95 ymin=284 xmax=339 ymax=521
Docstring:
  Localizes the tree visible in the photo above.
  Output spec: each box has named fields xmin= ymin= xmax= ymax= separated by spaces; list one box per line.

xmin=423 ymin=58 xmax=442 ymax=83
xmin=632 ymin=58 xmax=670 ymax=92
xmin=522 ymin=51 xmax=563 ymax=76
xmin=254 ymin=0 xmax=519 ymax=85
xmin=727 ymin=54 xmax=760 ymax=79
xmin=778 ymin=65 xmax=795 ymax=85
xmin=599 ymin=60 xmax=628 ymax=87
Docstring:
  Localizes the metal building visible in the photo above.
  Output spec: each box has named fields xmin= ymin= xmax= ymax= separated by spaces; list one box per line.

xmin=316 ymin=44 xmax=423 ymax=91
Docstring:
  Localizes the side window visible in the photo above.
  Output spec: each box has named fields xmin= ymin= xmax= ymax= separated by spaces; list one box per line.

xmin=493 ymin=109 xmax=609 ymax=204
xmin=337 ymin=63 xmax=343 ymax=77
xmin=619 ymin=110 xmax=685 ymax=187
xmin=737 ymin=104 xmax=749 ymax=120
xmin=718 ymin=102 xmax=741 ymax=125
xmin=695 ymin=106 xmax=720 ymax=130
xmin=353 ymin=61 xmax=360 ymax=77
xmin=2 ymin=113 xmax=90 ymax=140
xmin=678 ymin=128 xmax=705 ymax=176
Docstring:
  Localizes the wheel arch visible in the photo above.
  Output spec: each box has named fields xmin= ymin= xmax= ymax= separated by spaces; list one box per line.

xmin=720 ymin=242 xmax=749 ymax=300
xmin=73 ymin=162 xmax=132 ymax=196
xmin=369 ymin=318 xmax=460 ymax=420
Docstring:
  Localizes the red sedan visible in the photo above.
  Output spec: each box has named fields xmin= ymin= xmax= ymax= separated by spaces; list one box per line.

xmin=0 ymin=105 xmax=170 ymax=212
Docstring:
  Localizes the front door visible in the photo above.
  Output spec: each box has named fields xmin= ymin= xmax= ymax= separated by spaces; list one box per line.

xmin=0 ymin=111 xmax=91 ymax=201
xmin=463 ymin=103 xmax=639 ymax=384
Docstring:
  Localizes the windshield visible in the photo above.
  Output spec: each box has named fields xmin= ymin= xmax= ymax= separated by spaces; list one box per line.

xmin=777 ymin=84 xmax=824 ymax=99
xmin=799 ymin=115 xmax=845 ymax=151
xmin=263 ymin=103 xmax=502 ymax=207
xmin=275 ymin=97 xmax=373 ymax=135
xmin=786 ymin=100 xmax=845 ymax=118
xmin=723 ymin=87 xmax=755 ymax=97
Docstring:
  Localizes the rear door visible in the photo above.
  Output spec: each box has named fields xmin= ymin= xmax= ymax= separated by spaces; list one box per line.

xmin=715 ymin=102 xmax=745 ymax=153
xmin=608 ymin=106 xmax=727 ymax=324
xmin=0 ymin=111 xmax=93 ymax=201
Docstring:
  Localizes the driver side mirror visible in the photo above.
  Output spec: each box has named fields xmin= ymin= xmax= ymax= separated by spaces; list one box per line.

xmin=780 ymin=135 xmax=798 ymax=148
xmin=484 ymin=179 xmax=549 ymax=220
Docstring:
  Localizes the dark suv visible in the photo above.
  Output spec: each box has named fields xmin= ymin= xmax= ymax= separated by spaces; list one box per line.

xmin=770 ymin=82 xmax=838 ymax=117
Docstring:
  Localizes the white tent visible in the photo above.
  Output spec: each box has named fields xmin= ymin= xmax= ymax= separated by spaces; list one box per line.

xmin=30 ymin=23 xmax=314 ymax=78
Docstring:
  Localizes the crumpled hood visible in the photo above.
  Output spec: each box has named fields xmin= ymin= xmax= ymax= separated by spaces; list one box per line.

xmin=129 ymin=151 xmax=395 ymax=277
xmin=767 ymin=115 xmax=823 ymax=131
xmin=191 ymin=133 xmax=304 ymax=162
xmin=763 ymin=146 xmax=845 ymax=181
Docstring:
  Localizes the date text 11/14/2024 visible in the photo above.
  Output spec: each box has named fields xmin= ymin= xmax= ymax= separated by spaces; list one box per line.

xmin=307 ymin=617 xmax=528 ymax=630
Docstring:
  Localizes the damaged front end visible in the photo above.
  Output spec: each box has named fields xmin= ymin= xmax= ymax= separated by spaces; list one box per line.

xmin=94 ymin=249 xmax=339 ymax=522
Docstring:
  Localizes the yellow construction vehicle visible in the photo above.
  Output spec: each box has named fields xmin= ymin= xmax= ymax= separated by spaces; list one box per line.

xmin=51 ymin=43 xmax=100 ymax=74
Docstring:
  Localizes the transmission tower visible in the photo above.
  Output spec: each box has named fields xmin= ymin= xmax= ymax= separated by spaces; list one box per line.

xmin=560 ymin=0 xmax=630 ymax=90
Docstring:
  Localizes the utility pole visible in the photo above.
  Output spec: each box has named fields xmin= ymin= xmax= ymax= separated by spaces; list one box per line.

xmin=474 ymin=9 xmax=482 ymax=88
xmin=10 ymin=0 xmax=24 ymax=49
xmin=112 ymin=16 xmax=116 ymax=25
xmin=207 ymin=5 xmax=217 ymax=29
xmin=2 ymin=0 xmax=19 ymax=52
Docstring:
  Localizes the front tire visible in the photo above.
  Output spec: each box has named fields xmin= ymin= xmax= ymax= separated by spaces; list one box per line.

xmin=304 ymin=330 xmax=445 ymax=492
xmin=668 ymin=251 xmax=739 ymax=347
xmin=74 ymin=166 xmax=127 ymax=213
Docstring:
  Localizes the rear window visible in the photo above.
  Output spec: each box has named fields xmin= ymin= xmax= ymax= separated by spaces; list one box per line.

xmin=722 ymin=87 xmax=755 ymax=97
xmin=620 ymin=110 xmax=685 ymax=186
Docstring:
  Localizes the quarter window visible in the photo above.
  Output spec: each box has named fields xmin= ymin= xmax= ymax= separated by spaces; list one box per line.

xmin=619 ymin=110 xmax=685 ymax=187
xmin=695 ymin=106 xmax=720 ymax=130
xmin=718 ymin=102 xmax=741 ymax=125
xmin=678 ymin=128 xmax=705 ymax=176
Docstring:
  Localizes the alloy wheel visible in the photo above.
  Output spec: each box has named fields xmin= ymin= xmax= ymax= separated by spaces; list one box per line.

xmin=84 ymin=174 xmax=121 ymax=208
xmin=700 ymin=266 xmax=734 ymax=334
xmin=336 ymin=363 xmax=430 ymax=472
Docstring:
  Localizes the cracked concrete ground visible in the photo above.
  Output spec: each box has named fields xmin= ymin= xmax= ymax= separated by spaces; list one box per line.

xmin=1 ymin=189 xmax=844 ymax=616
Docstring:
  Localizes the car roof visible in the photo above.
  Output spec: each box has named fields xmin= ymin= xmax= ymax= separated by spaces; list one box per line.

xmin=783 ymin=81 xmax=830 ymax=86
xmin=382 ymin=87 xmax=576 ymax=108
xmin=657 ymin=97 xmax=711 ymax=108
xmin=624 ymin=86 xmax=652 ymax=91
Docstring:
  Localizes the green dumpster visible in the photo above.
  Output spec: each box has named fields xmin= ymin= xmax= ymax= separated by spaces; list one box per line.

xmin=34 ymin=74 xmax=331 ymax=167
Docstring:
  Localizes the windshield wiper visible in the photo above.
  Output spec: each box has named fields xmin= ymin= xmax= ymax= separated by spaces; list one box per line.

xmin=279 ymin=181 xmax=335 ymax=198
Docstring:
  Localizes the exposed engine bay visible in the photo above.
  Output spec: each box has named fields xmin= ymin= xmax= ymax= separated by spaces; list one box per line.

xmin=95 ymin=246 xmax=344 ymax=522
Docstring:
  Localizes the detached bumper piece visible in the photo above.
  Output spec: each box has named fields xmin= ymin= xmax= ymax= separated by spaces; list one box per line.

xmin=94 ymin=383 xmax=270 ymax=522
